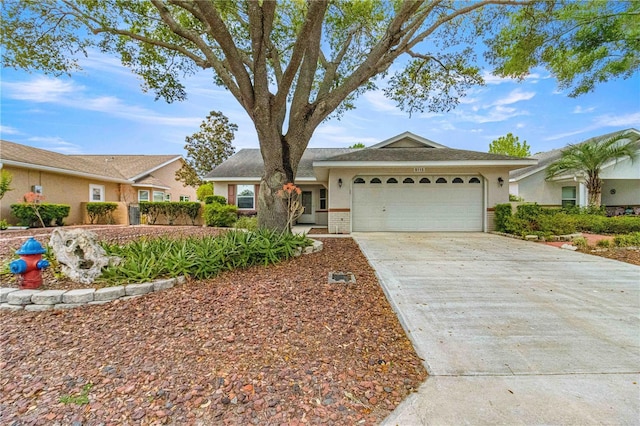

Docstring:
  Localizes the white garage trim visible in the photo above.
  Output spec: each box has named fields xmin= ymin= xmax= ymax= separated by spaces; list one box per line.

xmin=352 ymin=175 xmax=484 ymax=232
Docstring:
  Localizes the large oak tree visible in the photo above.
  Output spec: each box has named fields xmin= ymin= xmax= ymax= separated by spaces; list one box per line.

xmin=4 ymin=1 xmax=633 ymax=230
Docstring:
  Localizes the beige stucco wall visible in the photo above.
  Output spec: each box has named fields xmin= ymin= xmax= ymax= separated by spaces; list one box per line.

xmin=0 ymin=166 xmax=122 ymax=225
xmin=600 ymin=157 xmax=640 ymax=179
xmin=1 ymin=161 xmax=198 ymax=226
xmin=602 ymin=179 xmax=640 ymax=206
xmin=516 ymin=169 xmax=582 ymax=207
xmin=145 ymin=160 xmax=198 ymax=202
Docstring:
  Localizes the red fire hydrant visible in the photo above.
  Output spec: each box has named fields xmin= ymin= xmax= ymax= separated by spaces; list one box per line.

xmin=9 ymin=238 xmax=50 ymax=289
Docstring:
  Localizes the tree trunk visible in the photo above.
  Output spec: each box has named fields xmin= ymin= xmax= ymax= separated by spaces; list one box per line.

xmin=256 ymin=127 xmax=310 ymax=232
xmin=586 ymin=175 xmax=602 ymax=207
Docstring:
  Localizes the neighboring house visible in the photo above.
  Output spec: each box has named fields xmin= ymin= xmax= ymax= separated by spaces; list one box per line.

xmin=509 ymin=128 xmax=640 ymax=212
xmin=0 ymin=140 xmax=197 ymax=225
xmin=206 ymin=132 xmax=536 ymax=233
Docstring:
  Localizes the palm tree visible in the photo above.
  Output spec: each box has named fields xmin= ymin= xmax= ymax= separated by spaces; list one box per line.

xmin=546 ymin=131 xmax=639 ymax=207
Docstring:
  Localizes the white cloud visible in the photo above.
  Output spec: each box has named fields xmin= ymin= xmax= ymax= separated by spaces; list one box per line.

xmin=481 ymin=70 xmax=546 ymax=85
xmin=573 ymin=105 xmax=595 ymax=114
xmin=311 ymin=124 xmax=380 ymax=147
xmin=490 ymin=89 xmax=536 ymax=107
xmin=27 ymin=137 xmax=83 ymax=154
xmin=4 ymin=77 xmax=79 ymax=102
xmin=0 ymin=125 xmax=21 ymax=136
xmin=594 ymin=112 xmax=640 ymax=127
xmin=544 ymin=111 xmax=640 ymax=141
xmin=516 ymin=122 xmax=526 ymax=129
xmin=3 ymin=76 xmax=204 ymax=128
xmin=362 ymin=90 xmax=402 ymax=115
xmin=454 ymin=105 xmax=529 ymax=124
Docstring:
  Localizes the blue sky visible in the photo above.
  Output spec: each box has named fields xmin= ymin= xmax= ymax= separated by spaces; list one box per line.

xmin=1 ymin=49 xmax=639 ymax=157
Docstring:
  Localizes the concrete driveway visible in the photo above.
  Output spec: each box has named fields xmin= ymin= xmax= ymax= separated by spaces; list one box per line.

xmin=353 ymin=233 xmax=640 ymax=425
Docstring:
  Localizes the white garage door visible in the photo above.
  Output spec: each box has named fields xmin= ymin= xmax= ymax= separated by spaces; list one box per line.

xmin=352 ymin=175 xmax=483 ymax=232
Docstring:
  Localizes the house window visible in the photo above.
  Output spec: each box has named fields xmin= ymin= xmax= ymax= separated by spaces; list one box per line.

xmin=354 ymin=178 xmax=365 ymax=184
xmin=386 ymin=177 xmax=398 ymax=184
xmin=452 ymin=177 xmax=464 ymax=183
xmin=153 ymin=191 xmax=165 ymax=202
xmin=370 ymin=178 xmax=382 ymax=184
xmin=419 ymin=177 xmax=431 ymax=184
xmin=403 ymin=178 xmax=414 ymax=184
xmin=436 ymin=177 xmax=447 ymax=183
xmin=237 ymin=185 xmax=255 ymax=209
xmin=319 ymin=188 xmax=327 ymax=210
xmin=165 ymin=193 xmax=171 ymax=201
xmin=562 ymin=186 xmax=577 ymax=207
xmin=469 ymin=177 xmax=481 ymax=183
xmin=89 ymin=184 xmax=105 ymax=202
xmin=180 ymin=195 xmax=190 ymax=202
xmin=138 ymin=190 xmax=150 ymax=202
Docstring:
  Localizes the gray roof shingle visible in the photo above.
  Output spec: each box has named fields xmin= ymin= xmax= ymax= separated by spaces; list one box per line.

xmin=205 ymin=148 xmax=357 ymax=179
xmin=317 ymin=147 xmax=528 ymax=162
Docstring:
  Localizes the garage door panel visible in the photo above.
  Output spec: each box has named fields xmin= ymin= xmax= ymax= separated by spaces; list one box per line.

xmin=352 ymin=177 xmax=483 ymax=232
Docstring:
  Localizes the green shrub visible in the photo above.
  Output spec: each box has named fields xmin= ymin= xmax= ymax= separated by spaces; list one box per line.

xmin=494 ymin=203 xmax=513 ymax=232
xmin=10 ymin=203 xmax=70 ymax=227
xmin=204 ymin=203 xmax=237 ymax=227
xmin=596 ymin=239 xmax=612 ymax=248
xmin=0 ymin=219 xmax=8 ymax=230
xmin=572 ymin=237 xmax=588 ymax=249
xmin=86 ymin=202 xmax=118 ymax=224
xmin=234 ymin=215 xmax=258 ymax=231
xmin=514 ymin=203 xmax=545 ymax=221
xmin=196 ymin=183 xmax=214 ymax=201
xmin=535 ymin=213 xmax=577 ymax=236
xmin=183 ymin=202 xmax=202 ymax=225
xmin=204 ymin=195 xmax=227 ymax=205
xmin=99 ymin=229 xmax=311 ymax=284
xmin=614 ymin=232 xmax=640 ymax=247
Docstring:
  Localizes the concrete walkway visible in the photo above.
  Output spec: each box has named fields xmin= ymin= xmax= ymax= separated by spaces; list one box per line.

xmin=353 ymin=233 xmax=640 ymax=425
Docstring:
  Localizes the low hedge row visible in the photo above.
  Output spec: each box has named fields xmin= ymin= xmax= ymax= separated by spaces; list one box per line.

xmin=140 ymin=201 xmax=202 ymax=225
xmin=495 ymin=203 xmax=640 ymax=237
xmin=10 ymin=203 xmax=71 ymax=227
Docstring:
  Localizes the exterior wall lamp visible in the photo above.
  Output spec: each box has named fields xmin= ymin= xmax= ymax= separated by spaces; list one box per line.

xmin=338 ymin=178 xmax=343 ymax=188
xmin=497 ymin=177 xmax=504 ymax=187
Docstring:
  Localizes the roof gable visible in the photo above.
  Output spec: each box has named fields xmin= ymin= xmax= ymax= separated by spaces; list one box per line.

xmin=369 ymin=131 xmax=446 ymax=149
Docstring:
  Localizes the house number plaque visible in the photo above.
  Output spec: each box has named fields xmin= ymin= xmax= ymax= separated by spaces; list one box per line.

xmin=413 ymin=167 xmax=425 ymax=172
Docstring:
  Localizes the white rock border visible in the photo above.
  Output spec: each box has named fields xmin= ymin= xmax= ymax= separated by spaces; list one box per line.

xmin=0 ymin=238 xmax=324 ymax=312
xmin=0 ymin=277 xmax=186 ymax=311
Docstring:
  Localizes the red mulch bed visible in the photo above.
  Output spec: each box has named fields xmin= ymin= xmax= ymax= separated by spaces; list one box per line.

xmin=307 ymin=228 xmax=329 ymax=235
xmin=542 ymin=233 xmax=640 ymax=266
xmin=0 ymin=228 xmax=427 ymax=425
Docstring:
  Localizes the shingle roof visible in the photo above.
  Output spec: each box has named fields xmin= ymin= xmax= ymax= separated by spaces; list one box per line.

xmin=318 ymin=147 xmax=528 ymax=162
xmin=1 ymin=140 xmax=183 ymax=183
xmin=205 ymin=148 xmax=357 ymax=179
xmin=76 ymin=155 xmax=182 ymax=181
xmin=1 ymin=140 xmax=122 ymax=180
xmin=510 ymin=128 xmax=640 ymax=180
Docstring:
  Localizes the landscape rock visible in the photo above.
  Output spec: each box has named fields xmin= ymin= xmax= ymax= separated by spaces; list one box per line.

xmin=49 ymin=228 xmax=120 ymax=284
xmin=31 ymin=290 xmax=66 ymax=305
xmin=62 ymin=288 xmax=95 ymax=304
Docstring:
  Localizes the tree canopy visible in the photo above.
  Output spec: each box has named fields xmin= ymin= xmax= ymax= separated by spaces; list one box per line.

xmin=486 ymin=1 xmax=640 ymax=97
xmin=546 ymin=131 xmax=639 ymax=207
xmin=3 ymin=0 xmax=632 ymax=229
xmin=175 ymin=111 xmax=237 ymax=187
xmin=489 ymin=133 xmax=531 ymax=157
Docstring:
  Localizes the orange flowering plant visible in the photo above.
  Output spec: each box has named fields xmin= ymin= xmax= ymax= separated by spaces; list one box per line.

xmin=22 ymin=191 xmax=47 ymax=228
xmin=278 ymin=183 xmax=304 ymax=232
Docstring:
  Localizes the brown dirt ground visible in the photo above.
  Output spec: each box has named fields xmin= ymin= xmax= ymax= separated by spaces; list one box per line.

xmin=0 ymin=226 xmax=427 ymax=425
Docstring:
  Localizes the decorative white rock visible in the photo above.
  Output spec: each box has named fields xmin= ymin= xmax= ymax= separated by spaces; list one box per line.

xmin=49 ymin=228 xmax=120 ymax=284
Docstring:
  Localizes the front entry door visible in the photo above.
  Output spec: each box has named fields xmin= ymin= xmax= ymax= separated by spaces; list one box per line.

xmin=298 ymin=191 xmax=314 ymax=223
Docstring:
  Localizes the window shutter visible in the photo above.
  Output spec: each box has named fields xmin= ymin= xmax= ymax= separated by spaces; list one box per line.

xmin=254 ymin=184 xmax=260 ymax=211
xmin=228 ymin=185 xmax=236 ymax=205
